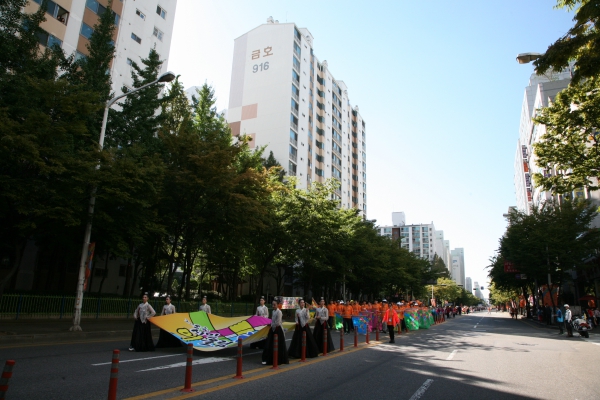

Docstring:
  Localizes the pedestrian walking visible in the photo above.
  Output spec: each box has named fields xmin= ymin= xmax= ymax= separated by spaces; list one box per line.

xmin=564 ymin=304 xmax=573 ymax=337
xmin=199 ymin=295 xmax=211 ymax=314
xmin=288 ymin=299 xmax=319 ymax=358
xmin=251 ymin=296 xmax=269 ymax=349
xmin=155 ymin=295 xmax=181 ymax=348
xmin=313 ymin=298 xmax=335 ymax=353
xmin=382 ymin=304 xmax=399 ymax=343
xmin=129 ymin=292 xmax=156 ymax=352
xmin=262 ymin=300 xmax=289 ymax=365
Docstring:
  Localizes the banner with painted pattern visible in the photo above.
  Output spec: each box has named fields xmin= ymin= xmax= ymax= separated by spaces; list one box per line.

xmin=150 ymin=311 xmax=294 ymax=351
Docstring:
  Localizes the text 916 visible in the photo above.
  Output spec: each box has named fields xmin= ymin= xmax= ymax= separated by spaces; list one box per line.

xmin=253 ymin=62 xmax=270 ymax=73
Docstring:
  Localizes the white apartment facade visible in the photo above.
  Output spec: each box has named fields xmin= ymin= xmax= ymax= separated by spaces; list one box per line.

xmin=451 ymin=248 xmax=465 ymax=288
xmin=227 ymin=19 xmax=367 ymax=214
xmin=465 ymin=277 xmax=472 ymax=293
xmin=377 ymin=213 xmax=449 ymax=264
xmin=27 ymin=0 xmax=177 ymax=97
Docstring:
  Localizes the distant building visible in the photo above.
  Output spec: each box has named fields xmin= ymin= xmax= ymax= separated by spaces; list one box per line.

xmin=377 ymin=213 xmax=451 ymax=266
xmin=451 ymin=248 xmax=465 ymax=288
xmin=465 ymin=277 xmax=472 ymax=293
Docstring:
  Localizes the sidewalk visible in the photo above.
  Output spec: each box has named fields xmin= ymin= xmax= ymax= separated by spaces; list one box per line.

xmin=520 ymin=315 xmax=598 ymax=335
xmin=0 ymin=318 xmax=140 ymax=346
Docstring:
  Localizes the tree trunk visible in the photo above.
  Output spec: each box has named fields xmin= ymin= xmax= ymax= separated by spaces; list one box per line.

xmin=122 ymin=244 xmax=134 ymax=297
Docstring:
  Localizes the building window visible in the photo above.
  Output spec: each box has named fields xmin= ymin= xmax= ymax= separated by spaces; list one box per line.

xmin=75 ymin=51 xmax=87 ymax=62
xmin=153 ymin=27 xmax=164 ymax=41
xmin=131 ymin=32 xmax=142 ymax=44
xmin=136 ymin=9 xmax=146 ymax=20
xmin=292 ymin=70 xmax=300 ymax=83
xmin=156 ymin=5 xmax=167 ymax=19
xmin=34 ymin=0 xmax=69 ymax=25
xmin=36 ymin=29 xmax=63 ymax=48
xmin=293 ymin=42 xmax=301 ymax=57
xmin=85 ymin=0 xmax=120 ymax=24
xmin=289 ymin=161 xmax=297 ymax=176
xmin=316 ymin=140 xmax=324 ymax=149
xmin=80 ymin=23 xmax=94 ymax=40
xmin=315 ymin=168 xmax=324 ymax=177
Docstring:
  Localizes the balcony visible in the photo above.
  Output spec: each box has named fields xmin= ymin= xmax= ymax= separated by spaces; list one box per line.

xmin=290 ymin=136 xmax=298 ymax=147
xmin=293 ymin=62 xmax=300 ymax=74
xmin=289 ymin=152 xmax=297 ymax=163
xmin=291 ymin=121 xmax=298 ymax=131
xmin=332 ymin=148 xmax=341 ymax=158
xmin=292 ymin=92 xmax=299 ymax=102
xmin=291 ymin=105 xmax=298 ymax=116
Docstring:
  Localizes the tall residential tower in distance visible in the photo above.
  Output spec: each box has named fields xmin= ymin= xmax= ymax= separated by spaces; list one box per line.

xmin=27 ymin=0 xmax=177 ymax=96
xmin=227 ymin=18 xmax=368 ymax=215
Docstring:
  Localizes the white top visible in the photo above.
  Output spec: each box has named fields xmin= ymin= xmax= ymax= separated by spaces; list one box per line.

xmin=594 ymin=309 xmax=600 ymax=317
xmin=565 ymin=309 xmax=572 ymax=322
xmin=315 ymin=306 xmax=328 ymax=322
xmin=295 ymin=307 xmax=310 ymax=327
xmin=256 ymin=305 xmax=269 ymax=317
xmin=271 ymin=308 xmax=283 ymax=331
xmin=199 ymin=304 xmax=211 ymax=314
xmin=134 ymin=302 xmax=156 ymax=323
xmin=161 ymin=304 xmax=176 ymax=315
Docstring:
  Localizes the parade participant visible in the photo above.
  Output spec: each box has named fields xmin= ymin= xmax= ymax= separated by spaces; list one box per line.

xmin=342 ymin=301 xmax=353 ymax=334
xmin=199 ymin=296 xmax=211 ymax=314
xmin=313 ymin=298 xmax=335 ymax=353
xmin=327 ymin=300 xmax=337 ymax=330
xmin=262 ymin=300 xmax=289 ymax=365
xmin=381 ymin=300 xmax=389 ymax=333
xmin=129 ymin=293 xmax=156 ymax=352
xmin=155 ymin=296 xmax=181 ymax=348
xmin=288 ymin=299 xmax=319 ymax=358
xmin=382 ymin=304 xmax=399 ymax=343
xmin=352 ymin=300 xmax=360 ymax=316
xmin=251 ymin=296 xmax=269 ymax=349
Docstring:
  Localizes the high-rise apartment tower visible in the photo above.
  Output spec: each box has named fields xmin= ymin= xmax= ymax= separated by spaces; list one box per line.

xmin=227 ymin=18 xmax=368 ymax=214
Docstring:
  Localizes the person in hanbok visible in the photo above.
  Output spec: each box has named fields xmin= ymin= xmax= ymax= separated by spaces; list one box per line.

xmin=262 ymin=300 xmax=289 ymax=365
xmin=313 ymin=298 xmax=335 ymax=353
xmin=155 ymin=296 xmax=182 ymax=348
xmin=199 ymin=296 xmax=211 ymax=314
xmin=129 ymin=293 xmax=156 ymax=352
xmin=251 ymin=296 xmax=269 ymax=349
xmin=288 ymin=299 xmax=319 ymax=358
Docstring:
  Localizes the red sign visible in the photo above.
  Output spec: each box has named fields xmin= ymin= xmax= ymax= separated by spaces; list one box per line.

xmin=504 ymin=261 xmax=519 ymax=273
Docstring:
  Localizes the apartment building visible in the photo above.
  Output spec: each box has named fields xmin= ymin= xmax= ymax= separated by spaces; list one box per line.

xmin=377 ymin=212 xmax=450 ymax=264
xmin=226 ymin=18 xmax=367 ymax=214
xmin=465 ymin=277 xmax=472 ymax=293
xmin=451 ymin=248 xmax=465 ymax=288
xmin=27 ymin=0 xmax=177 ymax=96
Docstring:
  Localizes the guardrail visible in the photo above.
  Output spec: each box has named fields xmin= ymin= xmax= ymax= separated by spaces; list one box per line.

xmin=0 ymin=294 xmax=254 ymax=320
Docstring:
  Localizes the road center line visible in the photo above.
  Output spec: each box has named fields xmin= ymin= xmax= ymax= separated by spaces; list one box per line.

xmin=137 ymin=357 xmax=231 ymax=372
xmin=92 ymin=353 xmax=183 ymax=366
xmin=409 ymin=379 xmax=434 ymax=400
xmin=446 ymin=350 xmax=457 ymax=360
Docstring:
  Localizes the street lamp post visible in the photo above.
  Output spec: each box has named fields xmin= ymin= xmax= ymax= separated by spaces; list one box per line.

xmin=70 ymin=72 xmax=176 ymax=331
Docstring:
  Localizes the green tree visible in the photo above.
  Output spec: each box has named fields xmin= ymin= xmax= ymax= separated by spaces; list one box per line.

xmin=533 ymin=0 xmax=600 ymax=84
xmin=532 ymin=77 xmax=600 ymax=193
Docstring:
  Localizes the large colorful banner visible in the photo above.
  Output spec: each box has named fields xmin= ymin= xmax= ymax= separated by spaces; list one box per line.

xmin=150 ymin=311 xmax=293 ymax=351
xmin=351 ymin=315 xmax=371 ymax=334
xmin=274 ymin=296 xmax=303 ymax=309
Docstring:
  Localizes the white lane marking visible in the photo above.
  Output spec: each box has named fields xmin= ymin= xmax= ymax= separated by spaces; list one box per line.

xmin=446 ymin=350 xmax=458 ymax=360
xmin=409 ymin=379 xmax=434 ymax=400
xmin=92 ymin=353 xmax=183 ymax=366
xmin=474 ymin=325 xmax=478 ymax=328
xmin=137 ymin=357 xmax=231 ymax=371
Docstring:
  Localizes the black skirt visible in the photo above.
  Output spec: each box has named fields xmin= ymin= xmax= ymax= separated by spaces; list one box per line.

xmin=261 ymin=326 xmax=289 ymax=365
xmin=155 ymin=328 xmax=182 ymax=348
xmin=288 ymin=324 xmax=318 ymax=358
xmin=130 ymin=319 xmax=155 ymax=352
xmin=313 ymin=320 xmax=335 ymax=353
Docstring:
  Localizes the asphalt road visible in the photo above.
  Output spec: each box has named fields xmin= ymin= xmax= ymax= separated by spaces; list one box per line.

xmin=1 ymin=311 xmax=599 ymax=399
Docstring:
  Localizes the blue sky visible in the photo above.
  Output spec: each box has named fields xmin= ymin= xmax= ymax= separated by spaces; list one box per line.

xmin=168 ymin=1 xmax=575 ymax=299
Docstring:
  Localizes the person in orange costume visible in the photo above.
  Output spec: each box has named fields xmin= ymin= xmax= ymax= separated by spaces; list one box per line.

xmin=327 ymin=300 xmax=337 ymax=330
xmin=380 ymin=300 xmax=389 ymax=333
xmin=342 ymin=301 xmax=353 ymax=334
xmin=382 ymin=305 xmax=399 ymax=343
xmin=398 ymin=303 xmax=408 ymax=333
xmin=352 ymin=301 xmax=360 ymax=316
